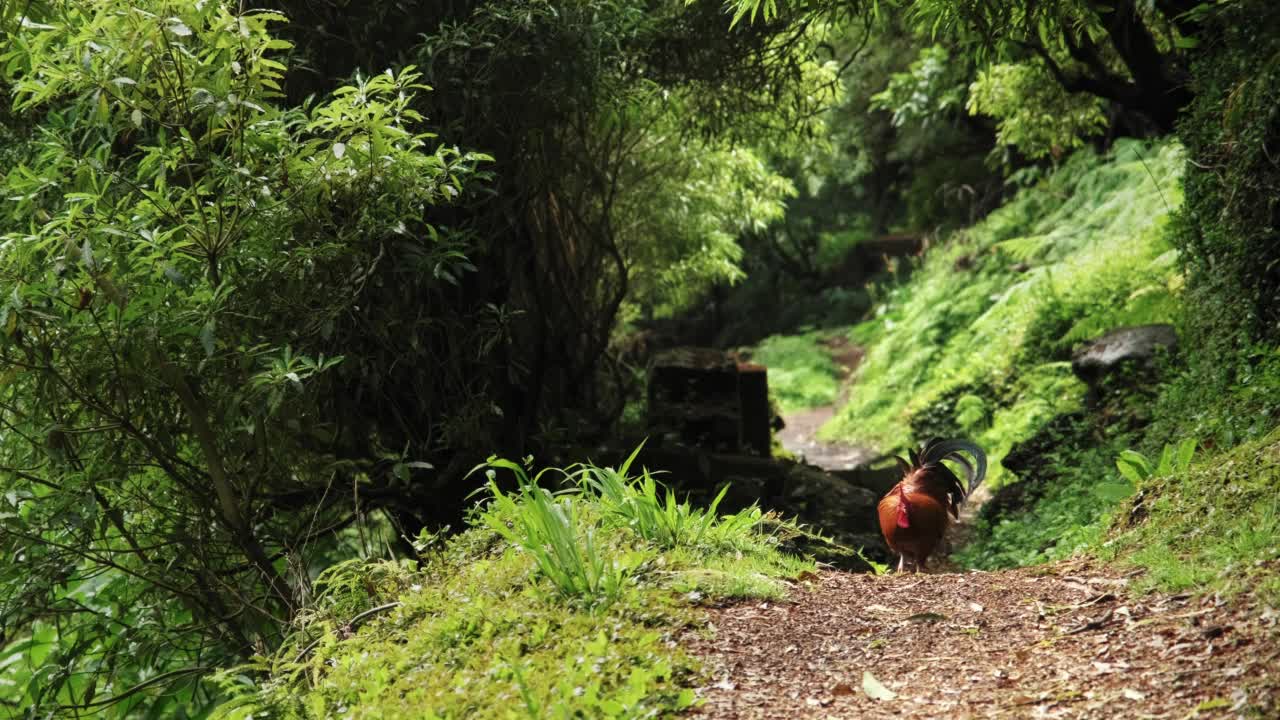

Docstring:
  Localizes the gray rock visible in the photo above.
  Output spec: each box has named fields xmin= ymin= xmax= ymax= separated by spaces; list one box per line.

xmin=1071 ymin=324 xmax=1177 ymax=384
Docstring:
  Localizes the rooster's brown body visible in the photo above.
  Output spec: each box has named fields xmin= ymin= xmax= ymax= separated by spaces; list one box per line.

xmin=877 ymin=438 xmax=987 ymax=572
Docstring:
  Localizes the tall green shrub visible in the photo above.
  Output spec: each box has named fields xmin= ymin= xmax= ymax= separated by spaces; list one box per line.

xmin=0 ymin=2 xmax=487 ymax=713
xmin=1147 ymin=0 xmax=1280 ymax=446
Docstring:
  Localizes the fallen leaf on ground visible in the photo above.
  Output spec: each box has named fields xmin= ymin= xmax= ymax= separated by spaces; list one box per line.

xmin=684 ymin=563 xmax=1280 ymax=719
xmin=862 ymin=671 xmax=897 ymax=701
xmin=906 ymin=611 xmax=947 ymax=623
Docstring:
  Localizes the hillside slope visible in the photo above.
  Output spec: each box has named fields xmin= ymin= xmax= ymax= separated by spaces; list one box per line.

xmin=824 ymin=139 xmax=1184 ymax=471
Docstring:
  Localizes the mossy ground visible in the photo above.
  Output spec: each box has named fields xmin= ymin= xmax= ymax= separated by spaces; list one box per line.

xmin=212 ymin=464 xmax=813 ymax=719
xmin=1104 ymin=429 xmax=1280 ymax=604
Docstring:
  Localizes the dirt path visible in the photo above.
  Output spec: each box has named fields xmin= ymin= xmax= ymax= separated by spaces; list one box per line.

xmin=776 ymin=337 xmax=876 ymax=471
xmin=776 ymin=405 xmax=877 ymax=471
xmin=686 ymin=561 xmax=1280 ymax=719
xmin=744 ymin=335 xmax=1274 ymax=717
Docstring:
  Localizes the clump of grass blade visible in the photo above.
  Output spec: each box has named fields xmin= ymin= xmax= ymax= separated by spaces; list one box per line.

xmin=576 ymin=443 xmax=765 ymax=552
xmin=477 ymin=458 xmax=627 ymax=602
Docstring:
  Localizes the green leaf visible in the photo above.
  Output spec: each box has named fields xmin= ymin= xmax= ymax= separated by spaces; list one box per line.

xmin=1156 ymin=443 xmax=1177 ymax=476
xmin=1117 ymin=450 xmax=1152 ymax=477
xmin=1174 ymin=438 xmax=1196 ymax=471
xmin=200 ymin=319 xmax=216 ymax=358
xmin=1115 ymin=457 xmax=1146 ymax=485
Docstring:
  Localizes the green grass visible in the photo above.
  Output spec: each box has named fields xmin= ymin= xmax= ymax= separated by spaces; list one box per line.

xmin=953 ymin=425 xmax=1139 ymax=569
xmin=1103 ymin=429 xmax=1280 ymax=604
xmin=823 ymin=139 xmax=1185 ymax=488
xmin=210 ymin=453 xmax=812 ymax=719
xmin=749 ymin=330 xmax=844 ymax=412
xmin=579 ymin=447 xmax=762 ymax=551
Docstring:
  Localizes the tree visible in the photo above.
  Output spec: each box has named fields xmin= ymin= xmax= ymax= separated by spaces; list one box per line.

xmin=0 ymin=2 xmax=487 ymax=712
xmin=726 ymin=0 xmax=1198 ymax=133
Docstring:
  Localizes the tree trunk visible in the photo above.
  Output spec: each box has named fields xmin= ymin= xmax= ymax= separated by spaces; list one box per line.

xmin=1097 ymin=0 xmax=1192 ymax=133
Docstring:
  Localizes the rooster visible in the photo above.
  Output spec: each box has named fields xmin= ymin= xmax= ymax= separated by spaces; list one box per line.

xmin=877 ymin=438 xmax=987 ymax=572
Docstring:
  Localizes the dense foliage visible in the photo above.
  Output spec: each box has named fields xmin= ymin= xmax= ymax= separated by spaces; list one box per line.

xmin=1 ymin=0 xmax=1277 ymax=716
xmin=0 ymin=3 xmax=491 ymax=713
xmin=0 ymin=0 xmax=826 ymax=714
xmin=731 ymin=0 xmax=1195 ymax=132
xmin=825 ymin=139 xmax=1183 ymax=463
xmin=1152 ymin=0 xmax=1280 ymax=444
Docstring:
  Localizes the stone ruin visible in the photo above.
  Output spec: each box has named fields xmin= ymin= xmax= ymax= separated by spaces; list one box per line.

xmin=646 ymin=346 xmax=773 ymax=456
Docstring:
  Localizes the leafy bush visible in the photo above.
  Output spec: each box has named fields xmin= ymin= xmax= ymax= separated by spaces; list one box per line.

xmin=0 ymin=3 xmax=488 ymax=713
xmin=967 ymin=62 xmax=1108 ymax=159
xmin=620 ymin=137 xmax=800 ymax=317
xmin=870 ymin=45 xmax=968 ymax=129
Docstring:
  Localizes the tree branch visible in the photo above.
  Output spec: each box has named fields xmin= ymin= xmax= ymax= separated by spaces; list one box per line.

xmin=152 ymin=350 xmax=297 ymax=615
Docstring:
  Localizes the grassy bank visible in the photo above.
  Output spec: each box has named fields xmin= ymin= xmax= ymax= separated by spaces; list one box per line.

xmin=211 ymin=453 xmax=812 ymax=719
xmin=823 ymin=138 xmax=1184 ymax=481
xmin=1106 ymin=429 xmax=1280 ymax=603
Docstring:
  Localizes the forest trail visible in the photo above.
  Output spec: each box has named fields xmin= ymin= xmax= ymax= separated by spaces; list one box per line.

xmin=732 ymin=346 xmax=1277 ymax=718
xmin=686 ymin=560 xmax=1280 ymax=719
xmin=775 ymin=337 xmax=876 ymax=471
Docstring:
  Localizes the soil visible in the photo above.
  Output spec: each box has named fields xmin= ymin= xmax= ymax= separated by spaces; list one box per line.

xmin=685 ymin=562 xmax=1280 ymax=719
xmin=777 ymin=405 xmax=877 ymax=471
xmin=776 ymin=337 xmax=876 ymax=471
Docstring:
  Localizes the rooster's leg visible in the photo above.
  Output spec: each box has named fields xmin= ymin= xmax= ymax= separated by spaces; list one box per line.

xmin=897 ymin=555 xmax=906 ymax=573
